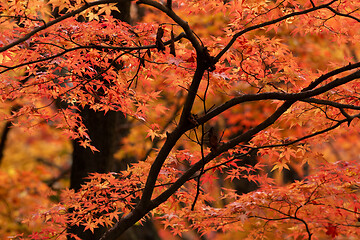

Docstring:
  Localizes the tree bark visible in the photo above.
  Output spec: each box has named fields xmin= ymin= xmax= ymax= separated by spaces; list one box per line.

xmin=69 ymin=109 xmax=126 ymax=239
xmin=70 ymin=109 xmax=126 ymax=190
xmin=68 ymin=2 xmax=161 ymax=239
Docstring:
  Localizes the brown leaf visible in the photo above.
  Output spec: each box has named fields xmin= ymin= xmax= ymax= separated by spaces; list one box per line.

xmin=155 ymin=26 xmax=165 ymax=52
xmin=170 ymin=29 xmax=176 ymax=56
xmin=208 ymin=127 xmax=218 ymax=151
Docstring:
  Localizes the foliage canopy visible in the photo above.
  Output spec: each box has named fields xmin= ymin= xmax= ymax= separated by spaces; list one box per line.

xmin=1 ymin=0 xmax=360 ymax=239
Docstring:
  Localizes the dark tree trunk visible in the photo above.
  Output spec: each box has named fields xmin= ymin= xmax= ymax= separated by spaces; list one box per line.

xmin=68 ymin=2 xmax=161 ymax=239
xmin=69 ymin=109 xmax=127 ymax=239
xmin=70 ymin=109 xmax=126 ymax=190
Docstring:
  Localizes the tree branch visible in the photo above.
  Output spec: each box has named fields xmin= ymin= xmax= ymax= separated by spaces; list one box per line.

xmin=107 ymin=68 xmax=360 ymax=239
xmin=0 ymin=32 xmax=186 ymax=74
xmin=0 ymin=0 xmax=120 ymax=53
xmin=214 ymin=0 xmax=337 ymax=63
xmin=99 ymin=2 xmax=360 ymax=239
xmin=301 ymin=98 xmax=360 ymax=110
xmin=197 ymin=65 xmax=360 ymax=125
xmin=326 ymin=6 xmax=360 ymax=23
xmin=136 ymin=0 xmax=203 ymax=53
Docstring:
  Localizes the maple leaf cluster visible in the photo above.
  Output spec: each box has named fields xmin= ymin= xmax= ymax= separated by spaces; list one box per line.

xmin=1 ymin=0 xmax=360 ymax=239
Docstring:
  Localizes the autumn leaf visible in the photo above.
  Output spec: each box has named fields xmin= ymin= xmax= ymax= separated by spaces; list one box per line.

xmin=146 ymin=128 xmax=158 ymax=141
xmin=2 ymin=0 xmax=360 ymax=239
xmin=271 ymin=161 xmax=290 ymax=172
xmin=170 ymin=29 xmax=176 ymax=56
xmin=83 ymin=220 xmax=97 ymax=233
xmin=156 ymin=26 xmax=165 ymax=52
xmin=325 ymin=223 xmax=339 ymax=238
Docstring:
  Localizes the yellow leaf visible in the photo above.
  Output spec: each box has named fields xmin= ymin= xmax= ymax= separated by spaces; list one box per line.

xmin=271 ymin=161 xmax=290 ymax=172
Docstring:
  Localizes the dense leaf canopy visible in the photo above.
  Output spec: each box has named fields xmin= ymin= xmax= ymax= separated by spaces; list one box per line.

xmin=1 ymin=0 xmax=360 ymax=239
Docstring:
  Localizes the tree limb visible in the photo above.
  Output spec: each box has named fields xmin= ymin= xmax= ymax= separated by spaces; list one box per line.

xmin=0 ymin=0 xmax=121 ymax=53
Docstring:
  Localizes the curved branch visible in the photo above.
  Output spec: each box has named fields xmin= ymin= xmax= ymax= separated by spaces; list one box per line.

xmin=131 ymin=0 xmax=211 ymax=211
xmin=137 ymin=65 xmax=206 ymax=210
xmin=100 ymin=48 xmax=360 ymax=240
xmin=245 ymin=113 xmax=359 ymax=150
xmin=139 ymin=67 xmax=360 ymax=222
xmin=301 ymin=98 xmax=360 ymax=110
xmin=0 ymin=32 xmax=186 ymax=74
xmin=136 ymin=0 xmax=202 ymax=53
xmin=0 ymin=0 xmax=120 ymax=53
xmin=197 ymin=65 xmax=360 ymax=125
xmin=100 ymin=2 xmax=360 ymax=239
xmin=254 ymin=208 xmax=313 ymax=240
xmin=326 ymin=6 xmax=360 ymax=23
xmin=214 ymin=0 xmax=337 ymax=63
xmin=149 ymin=100 xmax=295 ymax=212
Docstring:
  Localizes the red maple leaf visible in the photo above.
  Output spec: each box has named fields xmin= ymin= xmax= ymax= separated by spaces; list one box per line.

xmin=325 ymin=223 xmax=338 ymax=238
